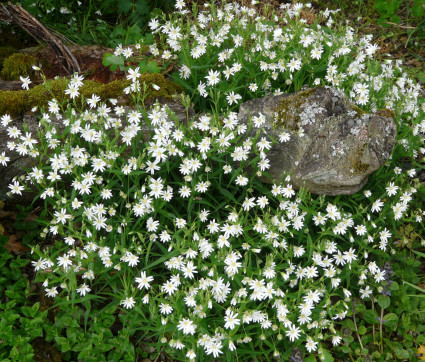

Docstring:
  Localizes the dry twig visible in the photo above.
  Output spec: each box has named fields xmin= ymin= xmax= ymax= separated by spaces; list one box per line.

xmin=0 ymin=2 xmax=80 ymax=74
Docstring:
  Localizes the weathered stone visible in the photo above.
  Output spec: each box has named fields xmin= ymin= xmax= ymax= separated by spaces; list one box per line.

xmin=238 ymin=86 xmax=397 ymax=195
xmin=0 ymin=98 xmax=193 ymax=206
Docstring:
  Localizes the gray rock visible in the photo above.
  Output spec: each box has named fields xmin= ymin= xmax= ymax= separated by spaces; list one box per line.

xmin=238 ymin=86 xmax=397 ymax=195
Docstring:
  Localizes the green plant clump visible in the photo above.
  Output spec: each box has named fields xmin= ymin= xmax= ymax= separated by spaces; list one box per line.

xmin=0 ymin=1 xmax=425 ymax=361
xmin=0 ymin=53 xmax=36 ymax=81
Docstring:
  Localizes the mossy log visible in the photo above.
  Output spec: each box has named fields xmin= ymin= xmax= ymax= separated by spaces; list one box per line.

xmin=0 ymin=73 xmax=182 ymax=116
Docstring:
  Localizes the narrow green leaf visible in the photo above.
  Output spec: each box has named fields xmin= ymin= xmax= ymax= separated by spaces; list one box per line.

xmin=404 ymin=280 xmax=425 ymax=294
xmin=219 ymin=187 xmax=236 ymax=202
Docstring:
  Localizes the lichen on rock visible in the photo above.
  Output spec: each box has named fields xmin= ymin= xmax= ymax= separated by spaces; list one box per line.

xmin=274 ymin=87 xmax=317 ymax=130
xmin=238 ymin=86 xmax=397 ymax=195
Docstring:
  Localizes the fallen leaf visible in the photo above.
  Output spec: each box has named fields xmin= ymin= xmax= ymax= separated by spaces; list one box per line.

xmin=4 ymin=234 xmax=29 ymax=254
xmin=418 ymin=345 xmax=425 ymax=361
xmin=0 ymin=211 xmax=16 ymax=219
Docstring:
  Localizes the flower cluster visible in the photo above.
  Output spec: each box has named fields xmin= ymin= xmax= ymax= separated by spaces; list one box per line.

xmin=1 ymin=0 xmax=424 ymax=360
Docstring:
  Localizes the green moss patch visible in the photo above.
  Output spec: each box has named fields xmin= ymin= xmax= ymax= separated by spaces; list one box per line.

xmin=0 ymin=47 xmax=17 ymax=71
xmin=1 ymin=53 xmax=36 ymax=81
xmin=0 ymin=73 xmax=183 ymax=117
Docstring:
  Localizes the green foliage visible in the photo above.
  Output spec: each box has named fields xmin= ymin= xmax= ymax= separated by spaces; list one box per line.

xmin=334 ymin=260 xmax=425 ymax=361
xmin=0 ymin=208 xmax=49 ymax=361
xmin=373 ymin=0 xmax=425 ymax=25
xmin=374 ymin=0 xmax=403 ymax=24
xmin=102 ymin=53 xmax=125 ymax=72
xmin=11 ymin=0 xmax=176 ymax=47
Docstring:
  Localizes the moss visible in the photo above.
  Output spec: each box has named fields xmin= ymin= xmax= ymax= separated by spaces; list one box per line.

xmin=0 ymin=47 xmax=17 ymax=70
xmin=274 ymin=87 xmax=317 ymax=130
xmin=0 ymin=73 xmax=182 ymax=117
xmin=1 ymin=53 xmax=36 ymax=80
xmin=349 ymin=143 xmax=370 ymax=174
xmin=0 ymin=90 xmax=27 ymax=117
xmin=351 ymin=103 xmax=366 ymax=117
xmin=376 ymin=108 xmax=395 ymax=119
xmin=27 ymin=78 xmax=69 ymax=109
xmin=80 ymin=79 xmax=131 ymax=100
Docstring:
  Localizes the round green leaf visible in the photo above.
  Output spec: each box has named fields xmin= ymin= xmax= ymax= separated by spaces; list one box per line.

xmin=377 ymin=295 xmax=390 ymax=309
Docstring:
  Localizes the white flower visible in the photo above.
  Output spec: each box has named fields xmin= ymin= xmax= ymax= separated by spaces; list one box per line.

xmin=149 ymin=18 xmax=160 ymax=31
xmin=179 ymin=185 xmax=191 ymax=198
xmin=126 ymin=67 xmax=140 ymax=82
xmin=305 ymin=338 xmax=318 ymax=352
xmin=0 ymin=152 xmax=10 ymax=166
xmin=121 ymin=297 xmax=136 ymax=309
xmin=343 ymin=248 xmax=357 ymax=263
xmin=286 ymin=324 xmax=301 ymax=342
xmin=54 ymin=208 xmax=71 ymax=225
xmin=32 ymin=258 xmax=47 ymax=271
xmin=186 ymin=350 xmax=196 ymax=360
xmin=146 ymin=217 xmax=159 ymax=232
xmin=257 ymin=137 xmax=271 ymax=151
xmin=135 ymin=271 xmax=154 ymax=290
xmin=205 ymin=69 xmax=220 ymax=86
xmin=125 ymin=253 xmax=139 ymax=267
xmin=198 ymin=81 xmax=207 ymax=97
xmin=159 ymin=302 xmax=173 ymax=314
xmin=57 ymin=255 xmax=73 ymax=269
xmin=65 ymin=84 xmax=80 ymax=99
xmin=360 ymin=285 xmax=373 ymax=299
xmin=252 ymin=113 xmax=266 ymax=127
xmin=224 ymin=309 xmax=240 ymax=330
xmin=177 ymin=318 xmax=197 ymax=335
xmin=226 ymin=91 xmax=242 ymax=105
xmin=161 ymin=281 xmax=178 ymax=295
xmin=175 ymin=218 xmax=187 ymax=228
xmin=257 ymin=196 xmax=269 ymax=208
xmin=288 ymin=57 xmax=302 ymax=72
xmin=205 ymin=340 xmax=223 ymax=358
xmin=20 ymin=76 xmax=31 ymax=90
xmin=182 ymin=261 xmax=197 ymax=279
xmin=45 ymin=287 xmax=58 ymax=297
xmin=371 ymin=199 xmax=384 ymax=213
xmin=386 ymin=181 xmax=399 ymax=196
xmin=332 ymin=335 xmax=342 ymax=346
xmin=76 ymin=283 xmax=91 ymax=296
xmin=87 ymin=94 xmax=101 ymax=108
xmin=235 ymin=175 xmax=248 ymax=186
xmin=279 ymin=131 xmax=290 ymax=142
